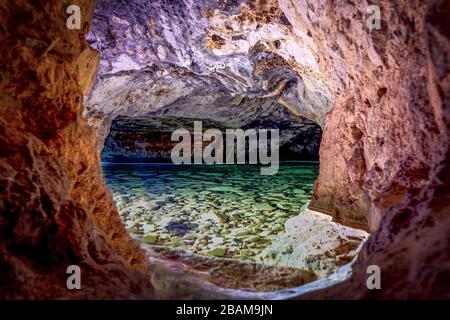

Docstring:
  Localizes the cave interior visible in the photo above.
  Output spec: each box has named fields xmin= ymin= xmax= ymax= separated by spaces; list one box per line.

xmin=0 ymin=0 xmax=449 ymax=299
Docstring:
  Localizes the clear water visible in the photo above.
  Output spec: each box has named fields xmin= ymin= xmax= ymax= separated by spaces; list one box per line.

xmin=102 ymin=162 xmax=319 ymax=261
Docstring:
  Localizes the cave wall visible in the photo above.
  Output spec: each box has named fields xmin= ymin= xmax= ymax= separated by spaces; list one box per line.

xmin=280 ymin=0 xmax=449 ymax=232
xmin=0 ymin=0 xmax=152 ymax=299
xmin=279 ymin=0 xmax=450 ymax=298
xmin=0 ymin=0 xmax=449 ymax=300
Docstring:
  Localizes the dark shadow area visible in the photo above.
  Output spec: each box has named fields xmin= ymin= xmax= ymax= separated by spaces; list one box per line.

xmin=101 ymin=116 xmax=322 ymax=163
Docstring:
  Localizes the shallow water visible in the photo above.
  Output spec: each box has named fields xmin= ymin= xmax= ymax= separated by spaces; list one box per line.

xmin=102 ymin=162 xmax=319 ymax=261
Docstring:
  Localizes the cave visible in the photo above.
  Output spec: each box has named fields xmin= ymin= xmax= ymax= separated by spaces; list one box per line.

xmin=99 ymin=116 xmax=336 ymax=292
xmin=85 ymin=0 xmax=368 ymax=293
xmin=1 ymin=0 xmax=449 ymax=300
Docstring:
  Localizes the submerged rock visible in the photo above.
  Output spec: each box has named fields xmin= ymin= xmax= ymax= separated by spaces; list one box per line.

xmin=103 ymin=162 xmax=320 ymax=261
xmin=255 ymin=203 xmax=275 ymax=211
xmin=209 ymin=247 xmax=227 ymax=257
xmin=143 ymin=234 xmax=158 ymax=245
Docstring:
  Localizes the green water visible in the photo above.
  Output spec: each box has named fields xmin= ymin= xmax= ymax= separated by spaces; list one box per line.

xmin=102 ymin=162 xmax=319 ymax=260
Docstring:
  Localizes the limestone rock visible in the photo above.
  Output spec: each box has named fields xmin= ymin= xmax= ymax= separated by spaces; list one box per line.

xmin=84 ymin=0 xmax=333 ymax=150
xmin=259 ymin=208 xmax=368 ymax=277
xmin=210 ymin=247 xmax=226 ymax=257
xmin=1 ymin=0 xmax=449 ymax=300
xmin=280 ymin=0 xmax=450 ymax=299
xmin=143 ymin=234 xmax=158 ymax=245
xmin=0 ymin=0 xmax=153 ymax=299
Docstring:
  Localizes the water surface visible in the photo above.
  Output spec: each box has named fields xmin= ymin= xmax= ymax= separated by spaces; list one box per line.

xmin=102 ymin=162 xmax=319 ymax=261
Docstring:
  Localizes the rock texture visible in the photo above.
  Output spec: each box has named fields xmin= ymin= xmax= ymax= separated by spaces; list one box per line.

xmin=1 ymin=0 xmax=449 ymax=300
xmin=259 ymin=206 xmax=368 ymax=277
xmin=148 ymin=246 xmax=317 ymax=293
xmin=84 ymin=0 xmax=333 ymax=149
xmin=279 ymin=0 xmax=450 ymax=298
xmin=280 ymin=0 xmax=449 ymax=233
xmin=0 ymin=0 xmax=153 ymax=299
xmin=102 ymin=115 xmax=322 ymax=162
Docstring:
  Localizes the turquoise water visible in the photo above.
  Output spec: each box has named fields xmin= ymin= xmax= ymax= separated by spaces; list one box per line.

xmin=102 ymin=162 xmax=319 ymax=260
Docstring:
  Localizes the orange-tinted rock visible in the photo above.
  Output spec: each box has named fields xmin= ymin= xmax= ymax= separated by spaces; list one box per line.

xmin=280 ymin=0 xmax=447 ymax=232
xmin=281 ymin=0 xmax=450 ymax=298
xmin=0 ymin=0 xmax=152 ymax=299
xmin=1 ymin=0 xmax=449 ymax=300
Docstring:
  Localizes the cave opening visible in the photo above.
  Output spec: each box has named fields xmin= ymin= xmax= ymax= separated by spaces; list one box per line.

xmin=85 ymin=0 xmax=369 ymax=294
xmin=97 ymin=114 xmax=368 ymax=292
xmin=100 ymin=115 xmax=325 ymax=287
xmin=2 ymin=0 xmax=448 ymax=301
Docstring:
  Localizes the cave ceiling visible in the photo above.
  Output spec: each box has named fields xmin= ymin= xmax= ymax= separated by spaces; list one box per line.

xmin=84 ymin=0 xmax=333 ymax=133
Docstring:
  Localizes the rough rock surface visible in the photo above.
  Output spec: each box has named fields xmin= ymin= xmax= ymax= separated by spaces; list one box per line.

xmin=1 ymin=0 xmax=449 ymax=300
xmin=84 ymin=0 xmax=333 ymax=148
xmin=0 ymin=0 xmax=153 ymax=299
xmin=280 ymin=0 xmax=449 ymax=233
xmin=280 ymin=0 xmax=450 ymax=298
xmin=259 ymin=206 xmax=368 ymax=277
xmin=147 ymin=247 xmax=317 ymax=293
